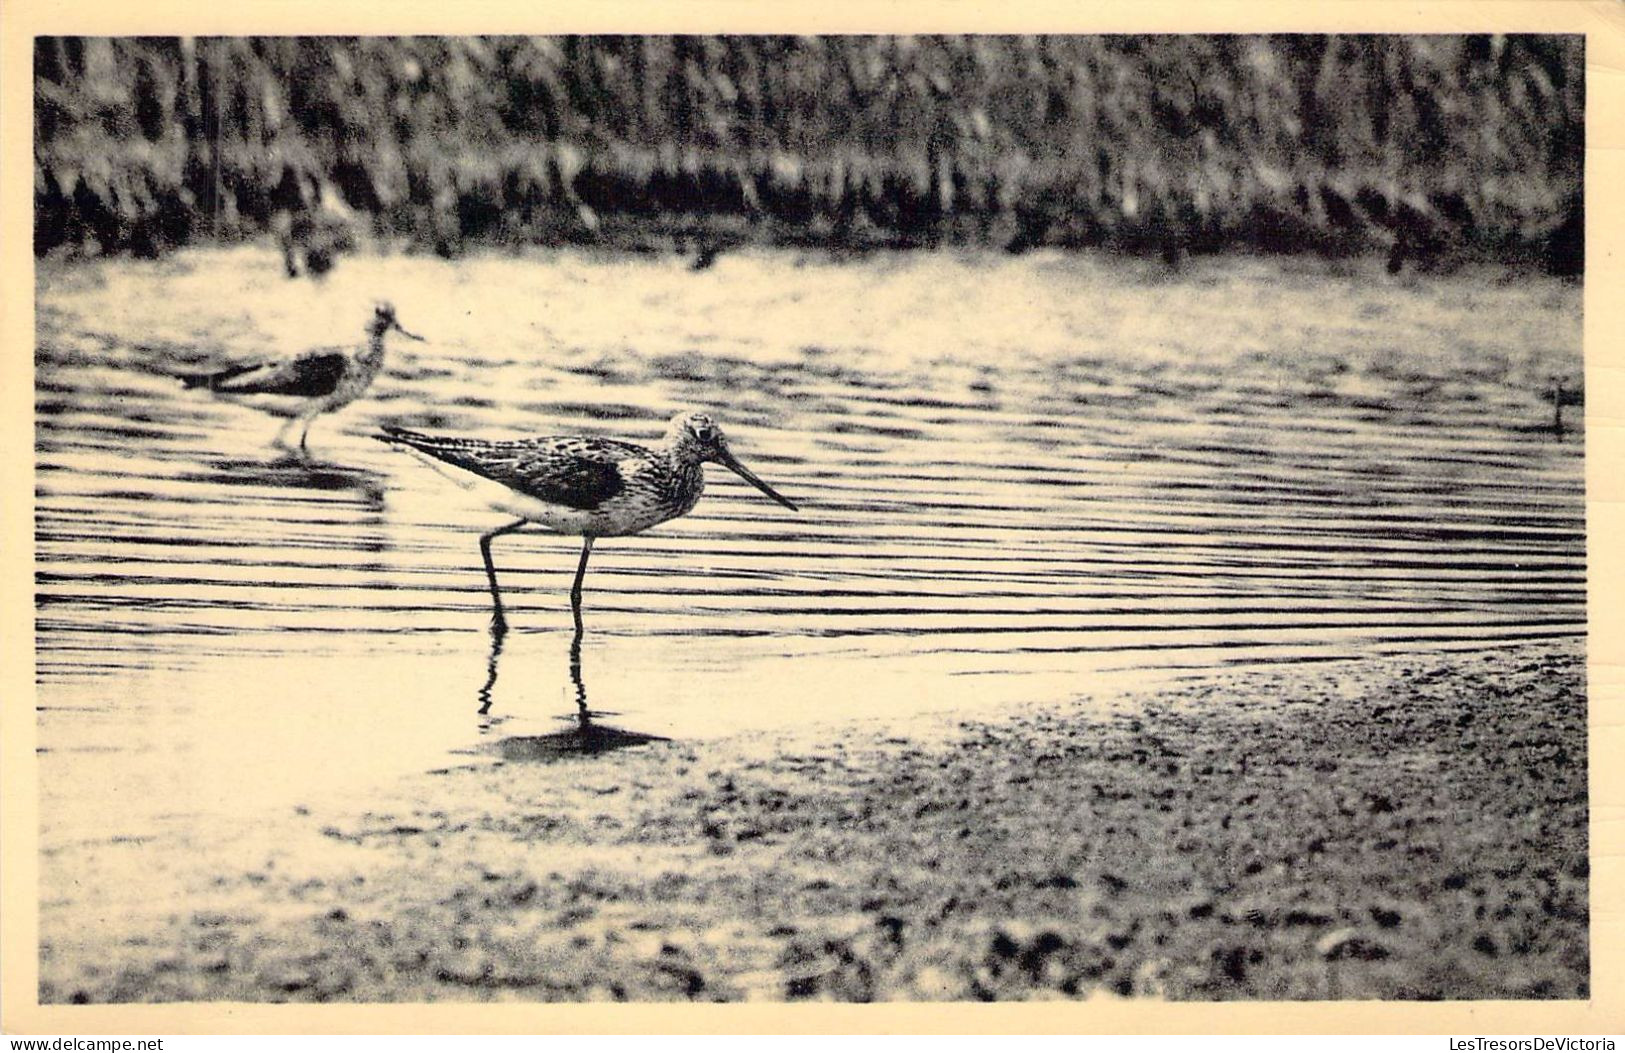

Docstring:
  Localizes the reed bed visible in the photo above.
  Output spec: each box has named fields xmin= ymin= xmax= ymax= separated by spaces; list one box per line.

xmin=34 ymin=35 xmax=1583 ymax=269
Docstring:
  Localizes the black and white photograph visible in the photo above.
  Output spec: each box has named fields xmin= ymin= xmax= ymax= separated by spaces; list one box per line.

xmin=5 ymin=3 xmax=1619 ymax=1033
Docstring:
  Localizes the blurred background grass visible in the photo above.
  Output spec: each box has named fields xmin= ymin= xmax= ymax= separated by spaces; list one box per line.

xmin=33 ymin=34 xmax=1583 ymax=272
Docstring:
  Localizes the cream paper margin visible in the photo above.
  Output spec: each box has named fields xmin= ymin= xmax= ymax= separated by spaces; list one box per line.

xmin=1 ymin=0 xmax=1621 ymax=1035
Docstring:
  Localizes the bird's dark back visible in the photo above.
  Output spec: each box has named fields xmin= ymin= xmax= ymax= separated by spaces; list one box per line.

xmin=385 ymin=430 xmax=643 ymax=512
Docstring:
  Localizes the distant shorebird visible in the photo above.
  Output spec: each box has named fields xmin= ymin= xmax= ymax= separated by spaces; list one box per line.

xmin=181 ymin=302 xmax=423 ymax=454
xmin=272 ymin=207 xmax=356 ymax=279
xmin=380 ymin=412 xmax=799 ymax=631
xmin=269 ymin=174 xmax=358 ymax=279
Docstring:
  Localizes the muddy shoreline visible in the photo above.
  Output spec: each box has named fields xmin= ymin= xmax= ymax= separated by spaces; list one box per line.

xmin=38 ymin=638 xmax=1586 ymax=1003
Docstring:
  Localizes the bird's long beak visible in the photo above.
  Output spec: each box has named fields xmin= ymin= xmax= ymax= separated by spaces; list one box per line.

xmin=715 ymin=447 xmax=798 ymax=511
xmin=393 ymin=321 xmax=426 ymax=342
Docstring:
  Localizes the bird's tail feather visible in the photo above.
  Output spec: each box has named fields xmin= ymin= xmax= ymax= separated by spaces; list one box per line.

xmin=378 ymin=424 xmax=425 ymax=442
xmin=377 ymin=424 xmax=452 ymax=449
xmin=377 ymin=425 xmax=512 ymax=453
xmin=178 ymin=361 xmax=259 ymax=390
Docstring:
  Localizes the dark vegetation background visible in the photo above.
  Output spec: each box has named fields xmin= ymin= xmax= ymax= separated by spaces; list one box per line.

xmin=33 ymin=34 xmax=1584 ymax=272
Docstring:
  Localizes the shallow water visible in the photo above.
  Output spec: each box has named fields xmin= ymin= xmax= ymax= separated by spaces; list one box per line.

xmin=34 ymin=246 xmax=1584 ymax=840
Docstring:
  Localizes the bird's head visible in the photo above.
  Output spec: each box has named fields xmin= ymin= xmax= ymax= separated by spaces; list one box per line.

xmin=369 ymin=301 xmax=425 ymax=342
xmin=670 ymin=411 xmax=798 ymax=511
xmin=677 ymin=412 xmax=723 ymax=450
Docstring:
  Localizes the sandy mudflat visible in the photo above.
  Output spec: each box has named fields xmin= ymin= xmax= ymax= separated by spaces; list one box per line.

xmin=39 ymin=639 xmax=1586 ymax=1003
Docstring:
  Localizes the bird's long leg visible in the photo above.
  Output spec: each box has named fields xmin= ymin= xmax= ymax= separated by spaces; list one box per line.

xmin=479 ymin=518 xmax=531 ymax=634
xmin=295 ymin=412 xmax=320 ymax=458
xmin=271 ymin=417 xmax=296 ymax=450
xmin=568 ymin=621 xmax=589 ymax=723
xmin=570 ymin=537 xmax=595 ymax=633
xmin=477 ymin=618 xmax=506 ymax=717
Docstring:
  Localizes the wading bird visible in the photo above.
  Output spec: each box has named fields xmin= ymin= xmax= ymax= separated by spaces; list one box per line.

xmin=180 ymin=302 xmax=423 ymax=454
xmin=272 ymin=206 xmax=356 ymax=279
xmin=379 ymin=411 xmax=799 ymax=631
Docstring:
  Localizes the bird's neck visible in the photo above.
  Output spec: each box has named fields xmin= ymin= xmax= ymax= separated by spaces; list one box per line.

xmin=661 ymin=437 xmax=707 ymax=505
xmin=661 ymin=423 xmax=710 ymax=461
xmin=663 ymin=441 xmax=705 ymax=476
xmin=357 ymin=327 xmax=389 ymax=367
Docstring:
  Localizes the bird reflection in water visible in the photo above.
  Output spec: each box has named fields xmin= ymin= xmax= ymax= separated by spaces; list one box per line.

xmin=179 ymin=458 xmax=391 ymax=574
xmin=190 ymin=457 xmax=387 ymax=512
xmin=478 ymin=621 xmax=667 ymax=759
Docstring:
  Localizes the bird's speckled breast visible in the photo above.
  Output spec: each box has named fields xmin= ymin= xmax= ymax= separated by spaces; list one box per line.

xmin=597 ymin=455 xmax=704 ymax=536
xmin=322 ymin=350 xmax=382 ymax=411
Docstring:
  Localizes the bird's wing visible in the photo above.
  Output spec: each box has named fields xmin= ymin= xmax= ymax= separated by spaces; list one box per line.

xmin=381 ymin=429 xmax=635 ymax=511
xmin=208 ymin=350 xmax=349 ymax=397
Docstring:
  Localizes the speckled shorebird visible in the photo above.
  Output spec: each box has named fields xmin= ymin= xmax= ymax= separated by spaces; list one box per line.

xmin=181 ymin=302 xmax=423 ymax=453
xmin=379 ymin=412 xmax=799 ymax=631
